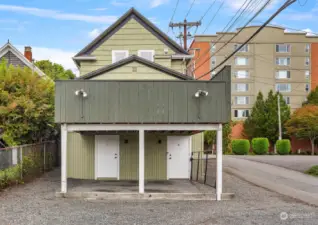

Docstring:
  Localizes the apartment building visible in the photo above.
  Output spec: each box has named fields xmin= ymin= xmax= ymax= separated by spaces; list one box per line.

xmin=189 ymin=25 xmax=318 ymax=119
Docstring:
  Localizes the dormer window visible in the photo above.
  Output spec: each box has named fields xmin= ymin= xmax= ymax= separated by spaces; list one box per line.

xmin=112 ymin=50 xmax=129 ymax=63
xmin=138 ymin=50 xmax=155 ymax=62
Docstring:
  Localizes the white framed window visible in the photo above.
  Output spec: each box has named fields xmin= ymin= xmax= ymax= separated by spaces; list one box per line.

xmin=283 ymin=96 xmax=290 ymax=105
xmin=211 ymin=71 xmax=216 ymax=78
xmin=211 ymin=56 xmax=216 ymax=66
xmin=234 ymin=109 xmax=249 ymax=118
xmin=305 ymin=57 xmax=310 ymax=66
xmin=276 ymin=83 xmax=291 ymax=92
xmin=235 ymin=96 xmax=249 ymax=105
xmin=138 ymin=50 xmax=155 ymax=62
xmin=276 ymin=44 xmax=290 ymax=53
xmin=234 ymin=44 xmax=248 ymax=52
xmin=235 ymin=57 xmax=248 ymax=65
xmin=275 ymin=70 xmax=290 ymax=79
xmin=305 ymin=44 xmax=310 ymax=53
xmin=234 ymin=70 xmax=249 ymax=78
xmin=112 ymin=50 xmax=129 ymax=63
xmin=305 ymin=71 xmax=310 ymax=80
xmin=234 ymin=83 xmax=249 ymax=92
xmin=305 ymin=83 xmax=310 ymax=92
xmin=211 ymin=44 xmax=216 ymax=52
xmin=276 ymin=57 xmax=290 ymax=66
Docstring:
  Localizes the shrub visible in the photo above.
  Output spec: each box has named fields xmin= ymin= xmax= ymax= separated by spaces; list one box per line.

xmin=252 ymin=138 xmax=269 ymax=155
xmin=305 ymin=165 xmax=318 ymax=177
xmin=276 ymin=139 xmax=291 ymax=155
xmin=232 ymin=139 xmax=250 ymax=155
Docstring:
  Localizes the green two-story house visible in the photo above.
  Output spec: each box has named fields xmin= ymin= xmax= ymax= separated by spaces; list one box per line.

xmin=55 ymin=8 xmax=231 ymax=200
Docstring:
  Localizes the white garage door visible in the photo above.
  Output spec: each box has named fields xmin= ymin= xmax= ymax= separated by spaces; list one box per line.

xmin=167 ymin=136 xmax=190 ymax=179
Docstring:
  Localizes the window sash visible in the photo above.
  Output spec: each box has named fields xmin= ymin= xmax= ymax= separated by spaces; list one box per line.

xmin=305 ymin=57 xmax=310 ymax=66
xmin=276 ymin=83 xmax=291 ymax=92
xmin=235 ymin=70 xmax=249 ymax=78
xmin=305 ymin=71 xmax=310 ymax=79
xmin=235 ymin=83 xmax=248 ymax=92
xmin=235 ymin=96 xmax=249 ymax=105
xmin=305 ymin=44 xmax=310 ymax=53
xmin=138 ymin=50 xmax=154 ymax=62
xmin=276 ymin=57 xmax=290 ymax=66
xmin=112 ymin=50 xmax=129 ymax=63
xmin=235 ymin=44 xmax=248 ymax=52
xmin=234 ymin=110 xmax=249 ymax=118
xmin=235 ymin=57 xmax=248 ymax=65
xmin=211 ymin=56 xmax=216 ymax=65
xmin=276 ymin=44 xmax=290 ymax=53
xmin=283 ymin=96 xmax=290 ymax=105
xmin=276 ymin=70 xmax=290 ymax=79
xmin=305 ymin=84 xmax=310 ymax=92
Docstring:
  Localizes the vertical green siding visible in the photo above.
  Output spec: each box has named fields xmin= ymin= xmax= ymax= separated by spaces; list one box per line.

xmin=192 ymin=132 xmax=204 ymax=152
xmin=119 ymin=134 xmax=139 ymax=180
xmin=67 ymin=133 xmax=95 ymax=179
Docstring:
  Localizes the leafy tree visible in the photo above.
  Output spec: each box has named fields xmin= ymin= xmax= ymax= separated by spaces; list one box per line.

xmin=0 ymin=60 xmax=56 ymax=146
xmin=305 ymin=86 xmax=318 ymax=105
xmin=204 ymin=122 xmax=232 ymax=154
xmin=244 ymin=90 xmax=290 ymax=145
xmin=285 ymin=105 xmax=318 ymax=155
xmin=35 ymin=60 xmax=75 ymax=80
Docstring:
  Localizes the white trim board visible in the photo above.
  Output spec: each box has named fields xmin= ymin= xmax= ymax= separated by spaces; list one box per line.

xmin=67 ymin=124 xmax=220 ymax=132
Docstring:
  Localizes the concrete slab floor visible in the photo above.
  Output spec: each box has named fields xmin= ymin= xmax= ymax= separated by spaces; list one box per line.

xmin=67 ymin=178 xmax=215 ymax=194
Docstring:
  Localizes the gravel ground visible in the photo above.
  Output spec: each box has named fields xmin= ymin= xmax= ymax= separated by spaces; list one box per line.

xmin=229 ymin=155 xmax=318 ymax=172
xmin=0 ymin=169 xmax=317 ymax=225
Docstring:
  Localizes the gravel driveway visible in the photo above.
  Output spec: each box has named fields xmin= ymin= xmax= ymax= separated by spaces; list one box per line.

xmin=0 ymin=169 xmax=317 ymax=225
xmin=230 ymin=155 xmax=318 ymax=172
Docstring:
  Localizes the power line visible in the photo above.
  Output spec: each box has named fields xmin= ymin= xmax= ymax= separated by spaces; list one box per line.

xmin=202 ymin=1 xmax=225 ymax=34
xmin=167 ymin=0 xmax=180 ymax=33
xmin=195 ymin=0 xmax=297 ymax=80
xmin=192 ymin=0 xmax=270 ymax=74
xmin=298 ymin=0 xmax=308 ymax=6
xmin=185 ymin=0 xmax=197 ymax=19
xmin=200 ymin=0 xmax=218 ymax=21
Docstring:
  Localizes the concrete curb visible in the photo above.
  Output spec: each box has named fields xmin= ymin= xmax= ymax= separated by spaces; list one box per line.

xmin=56 ymin=192 xmax=235 ymax=201
xmin=224 ymin=167 xmax=318 ymax=207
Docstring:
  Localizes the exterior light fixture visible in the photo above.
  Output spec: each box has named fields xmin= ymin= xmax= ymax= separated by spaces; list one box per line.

xmin=75 ymin=89 xmax=88 ymax=98
xmin=194 ymin=90 xmax=208 ymax=98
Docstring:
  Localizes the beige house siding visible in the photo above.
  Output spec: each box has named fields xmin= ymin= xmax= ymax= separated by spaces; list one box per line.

xmin=80 ymin=18 xmax=180 ymax=76
xmin=90 ymin=61 xmax=179 ymax=80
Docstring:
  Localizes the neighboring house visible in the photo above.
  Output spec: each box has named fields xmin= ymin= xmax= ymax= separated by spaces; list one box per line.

xmin=0 ymin=41 xmax=45 ymax=76
xmin=55 ymin=8 xmax=231 ymax=200
xmin=189 ymin=25 xmax=318 ymax=119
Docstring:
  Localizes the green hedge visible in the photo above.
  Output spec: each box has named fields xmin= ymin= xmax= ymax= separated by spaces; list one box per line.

xmin=305 ymin=165 xmax=318 ymax=176
xmin=252 ymin=138 xmax=269 ymax=155
xmin=276 ymin=139 xmax=291 ymax=155
xmin=232 ymin=139 xmax=250 ymax=155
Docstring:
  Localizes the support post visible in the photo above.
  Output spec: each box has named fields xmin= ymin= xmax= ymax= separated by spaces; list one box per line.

xmin=216 ymin=124 xmax=223 ymax=201
xmin=61 ymin=124 xmax=68 ymax=193
xmin=43 ymin=142 xmax=46 ymax=171
xmin=139 ymin=129 xmax=145 ymax=194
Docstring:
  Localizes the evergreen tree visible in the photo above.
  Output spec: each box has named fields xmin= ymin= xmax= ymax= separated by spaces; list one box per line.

xmin=244 ymin=90 xmax=290 ymax=145
xmin=306 ymin=86 xmax=318 ymax=105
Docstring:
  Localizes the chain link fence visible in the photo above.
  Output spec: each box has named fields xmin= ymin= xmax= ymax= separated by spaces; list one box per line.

xmin=190 ymin=151 xmax=216 ymax=188
xmin=0 ymin=141 xmax=58 ymax=189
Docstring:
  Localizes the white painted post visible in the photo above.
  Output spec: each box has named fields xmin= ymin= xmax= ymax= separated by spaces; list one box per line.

xmin=216 ymin=124 xmax=223 ymax=201
xmin=61 ymin=124 xmax=68 ymax=193
xmin=139 ymin=129 xmax=145 ymax=194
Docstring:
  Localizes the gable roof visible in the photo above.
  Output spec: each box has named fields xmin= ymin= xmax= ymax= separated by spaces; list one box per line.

xmin=0 ymin=42 xmax=45 ymax=76
xmin=74 ymin=8 xmax=188 ymax=60
xmin=78 ymin=55 xmax=193 ymax=80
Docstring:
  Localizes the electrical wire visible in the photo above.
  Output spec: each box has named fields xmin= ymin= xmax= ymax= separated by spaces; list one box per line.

xmin=185 ymin=0 xmax=197 ymax=19
xmin=298 ymin=0 xmax=308 ymax=6
xmin=202 ymin=1 xmax=226 ymax=34
xmin=167 ymin=0 xmax=180 ymax=33
xmin=195 ymin=0 xmax=297 ymax=80
xmin=200 ymin=0 xmax=218 ymax=21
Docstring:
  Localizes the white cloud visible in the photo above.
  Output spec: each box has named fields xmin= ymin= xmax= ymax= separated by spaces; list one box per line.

xmin=111 ymin=0 xmax=133 ymax=6
xmin=303 ymin=28 xmax=317 ymax=36
xmin=0 ymin=4 xmax=117 ymax=23
xmin=17 ymin=45 xmax=78 ymax=75
xmin=88 ymin=28 xmax=103 ymax=39
xmin=89 ymin=8 xmax=107 ymax=11
xmin=150 ymin=0 xmax=170 ymax=8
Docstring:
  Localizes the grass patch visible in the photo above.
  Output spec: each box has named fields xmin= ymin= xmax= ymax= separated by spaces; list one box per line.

xmin=305 ymin=165 xmax=318 ymax=177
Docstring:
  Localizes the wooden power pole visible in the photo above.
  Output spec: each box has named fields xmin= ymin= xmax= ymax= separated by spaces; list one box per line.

xmin=169 ymin=19 xmax=201 ymax=50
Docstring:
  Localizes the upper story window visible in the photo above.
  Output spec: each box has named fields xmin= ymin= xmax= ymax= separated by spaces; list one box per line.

xmin=235 ymin=57 xmax=248 ymax=66
xmin=276 ymin=57 xmax=290 ymax=66
xmin=305 ymin=71 xmax=310 ymax=80
xmin=234 ymin=83 xmax=249 ymax=92
xmin=283 ymin=96 xmax=290 ymax=105
xmin=112 ymin=50 xmax=129 ymax=63
xmin=276 ymin=70 xmax=290 ymax=79
xmin=211 ymin=45 xmax=216 ymax=52
xmin=305 ymin=44 xmax=310 ymax=53
xmin=276 ymin=44 xmax=290 ymax=53
xmin=276 ymin=83 xmax=291 ymax=92
xmin=306 ymin=83 xmax=310 ymax=92
xmin=234 ymin=44 xmax=248 ymax=52
xmin=138 ymin=50 xmax=155 ymax=62
xmin=211 ymin=56 xmax=216 ymax=66
xmin=234 ymin=70 xmax=249 ymax=79
xmin=305 ymin=57 xmax=310 ymax=66
xmin=235 ymin=96 xmax=249 ymax=105
xmin=234 ymin=109 xmax=249 ymax=118
xmin=211 ymin=71 xmax=216 ymax=78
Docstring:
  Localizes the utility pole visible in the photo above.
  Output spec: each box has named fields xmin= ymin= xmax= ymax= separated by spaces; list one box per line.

xmin=277 ymin=94 xmax=282 ymax=140
xmin=169 ymin=19 xmax=201 ymax=50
